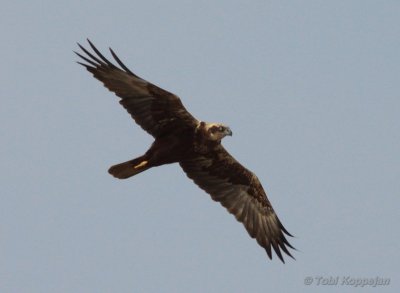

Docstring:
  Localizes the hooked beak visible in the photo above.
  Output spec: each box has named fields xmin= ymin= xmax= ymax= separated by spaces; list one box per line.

xmin=225 ymin=127 xmax=233 ymax=136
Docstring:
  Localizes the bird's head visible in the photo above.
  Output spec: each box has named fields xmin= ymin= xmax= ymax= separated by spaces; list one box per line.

xmin=202 ymin=122 xmax=233 ymax=141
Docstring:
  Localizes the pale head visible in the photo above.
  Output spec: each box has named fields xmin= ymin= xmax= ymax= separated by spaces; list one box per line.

xmin=200 ymin=122 xmax=233 ymax=141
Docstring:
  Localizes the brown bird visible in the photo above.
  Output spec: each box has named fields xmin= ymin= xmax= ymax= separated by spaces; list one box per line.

xmin=76 ymin=40 xmax=295 ymax=262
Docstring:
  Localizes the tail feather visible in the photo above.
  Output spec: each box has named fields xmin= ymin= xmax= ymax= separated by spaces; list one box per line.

xmin=108 ymin=156 xmax=150 ymax=179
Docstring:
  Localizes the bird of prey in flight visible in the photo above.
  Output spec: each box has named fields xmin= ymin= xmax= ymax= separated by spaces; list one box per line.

xmin=76 ymin=40 xmax=295 ymax=262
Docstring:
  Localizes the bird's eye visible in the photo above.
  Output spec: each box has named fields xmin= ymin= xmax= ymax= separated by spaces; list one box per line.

xmin=219 ymin=126 xmax=224 ymax=131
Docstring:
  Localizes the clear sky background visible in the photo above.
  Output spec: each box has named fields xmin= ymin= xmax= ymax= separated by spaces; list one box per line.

xmin=1 ymin=1 xmax=399 ymax=292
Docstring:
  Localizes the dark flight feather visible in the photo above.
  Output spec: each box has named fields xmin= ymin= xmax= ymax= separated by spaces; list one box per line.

xmin=179 ymin=145 xmax=294 ymax=262
xmin=76 ymin=40 xmax=198 ymax=137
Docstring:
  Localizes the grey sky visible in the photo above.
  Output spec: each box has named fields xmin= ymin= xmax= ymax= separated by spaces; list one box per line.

xmin=1 ymin=1 xmax=399 ymax=292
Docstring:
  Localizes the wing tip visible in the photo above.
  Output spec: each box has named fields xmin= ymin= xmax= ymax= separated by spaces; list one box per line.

xmin=75 ymin=39 xmax=140 ymax=80
xmin=264 ymin=240 xmax=296 ymax=263
xmin=262 ymin=217 xmax=296 ymax=263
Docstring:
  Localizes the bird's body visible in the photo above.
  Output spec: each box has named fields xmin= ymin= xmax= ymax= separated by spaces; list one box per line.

xmin=76 ymin=40 xmax=295 ymax=262
xmin=109 ymin=126 xmax=195 ymax=178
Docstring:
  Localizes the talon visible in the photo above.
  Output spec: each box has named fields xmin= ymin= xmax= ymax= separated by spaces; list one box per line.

xmin=134 ymin=160 xmax=148 ymax=169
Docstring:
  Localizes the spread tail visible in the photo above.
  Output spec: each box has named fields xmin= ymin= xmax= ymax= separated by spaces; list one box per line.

xmin=108 ymin=156 xmax=150 ymax=179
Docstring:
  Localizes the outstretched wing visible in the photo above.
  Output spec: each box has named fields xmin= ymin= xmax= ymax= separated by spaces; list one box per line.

xmin=180 ymin=146 xmax=295 ymax=262
xmin=76 ymin=40 xmax=198 ymax=138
